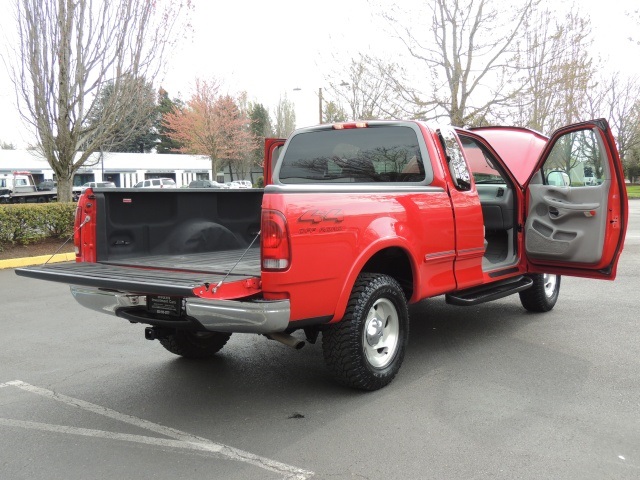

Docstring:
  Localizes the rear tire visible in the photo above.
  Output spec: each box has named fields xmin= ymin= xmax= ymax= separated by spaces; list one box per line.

xmin=519 ymin=273 xmax=561 ymax=312
xmin=159 ymin=330 xmax=231 ymax=358
xmin=322 ymin=273 xmax=409 ymax=391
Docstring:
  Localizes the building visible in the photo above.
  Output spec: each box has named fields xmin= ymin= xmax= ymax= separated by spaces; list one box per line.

xmin=0 ymin=150 xmax=262 ymax=187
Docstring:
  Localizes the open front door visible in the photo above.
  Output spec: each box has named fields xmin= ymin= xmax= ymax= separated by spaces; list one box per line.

xmin=263 ymin=138 xmax=286 ymax=186
xmin=523 ymin=119 xmax=628 ymax=280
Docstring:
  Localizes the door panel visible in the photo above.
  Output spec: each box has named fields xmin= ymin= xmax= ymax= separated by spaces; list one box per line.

xmin=524 ymin=120 xmax=627 ymax=279
xmin=526 ymin=182 xmax=609 ymax=264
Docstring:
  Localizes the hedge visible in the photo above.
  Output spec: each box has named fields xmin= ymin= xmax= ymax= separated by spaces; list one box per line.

xmin=0 ymin=202 xmax=76 ymax=252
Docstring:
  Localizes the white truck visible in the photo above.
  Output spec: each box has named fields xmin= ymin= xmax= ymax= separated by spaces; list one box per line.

xmin=0 ymin=172 xmax=57 ymax=203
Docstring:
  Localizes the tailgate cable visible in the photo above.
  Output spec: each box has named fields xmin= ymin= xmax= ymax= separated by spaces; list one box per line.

xmin=212 ymin=230 xmax=261 ymax=293
xmin=42 ymin=215 xmax=90 ymax=267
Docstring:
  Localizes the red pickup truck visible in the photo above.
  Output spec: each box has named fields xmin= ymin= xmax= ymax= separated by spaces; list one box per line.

xmin=17 ymin=119 xmax=628 ymax=390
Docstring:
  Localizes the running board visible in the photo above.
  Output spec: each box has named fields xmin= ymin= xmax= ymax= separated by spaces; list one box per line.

xmin=445 ymin=276 xmax=533 ymax=307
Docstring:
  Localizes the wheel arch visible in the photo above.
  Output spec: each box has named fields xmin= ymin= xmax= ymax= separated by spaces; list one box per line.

xmin=330 ymin=240 xmax=419 ymax=323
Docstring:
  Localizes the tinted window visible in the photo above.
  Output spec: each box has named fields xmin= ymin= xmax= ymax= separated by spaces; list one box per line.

xmin=459 ymin=136 xmax=506 ymax=184
xmin=278 ymin=126 xmax=426 ymax=184
xmin=152 ymin=179 xmax=161 ymax=186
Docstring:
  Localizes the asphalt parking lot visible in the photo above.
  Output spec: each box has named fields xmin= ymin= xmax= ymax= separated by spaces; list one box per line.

xmin=1 ymin=202 xmax=639 ymax=479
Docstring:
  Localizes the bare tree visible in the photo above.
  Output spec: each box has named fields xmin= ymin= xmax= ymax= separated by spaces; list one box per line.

xmin=274 ymin=95 xmax=296 ymax=138
xmin=8 ymin=0 xmax=190 ymax=201
xmin=585 ymin=73 xmax=640 ymax=179
xmin=385 ymin=0 xmax=538 ymax=126
xmin=325 ymin=54 xmax=409 ymax=120
xmin=514 ymin=7 xmax=594 ymax=135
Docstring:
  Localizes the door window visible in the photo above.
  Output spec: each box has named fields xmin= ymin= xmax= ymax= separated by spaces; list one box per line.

xmin=542 ymin=129 xmax=608 ymax=187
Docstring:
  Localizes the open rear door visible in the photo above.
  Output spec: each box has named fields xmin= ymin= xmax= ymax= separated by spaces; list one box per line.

xmin=263 ymin=138 xmax=286 ymax=186
xmin=523 ymin=119 xmax=628 ymax=280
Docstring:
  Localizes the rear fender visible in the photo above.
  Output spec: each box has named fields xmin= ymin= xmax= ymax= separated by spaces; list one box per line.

xmin=329 ymin=237 xmax=419 ymax=323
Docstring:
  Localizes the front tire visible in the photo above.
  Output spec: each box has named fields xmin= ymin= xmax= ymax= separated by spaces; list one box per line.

xmin=159 ymin=330 xmax=231 ymax=358
xmin=322 ymin=273 xmax=409 ymax=391
xmin=519 ymin=273 xmax=561 ymax=312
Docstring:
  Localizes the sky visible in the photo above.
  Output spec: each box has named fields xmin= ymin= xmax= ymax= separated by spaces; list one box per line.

xmin=0 ymin=0 xmax=638 ymax=148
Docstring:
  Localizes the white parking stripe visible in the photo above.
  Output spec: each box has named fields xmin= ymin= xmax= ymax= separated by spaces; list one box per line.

xmin=1 ymin=380 xmax=313 ymax=480
xmin=0 ymin=418 xmax=221 ymax=451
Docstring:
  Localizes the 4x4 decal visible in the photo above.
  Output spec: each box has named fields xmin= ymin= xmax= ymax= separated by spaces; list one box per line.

xmin=298 ymin=209 xmax=344 ymax=224
xmin=298 ymin=209 xmax=344 ymax=234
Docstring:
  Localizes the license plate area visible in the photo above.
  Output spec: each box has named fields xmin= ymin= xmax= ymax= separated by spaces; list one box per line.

xmin=147 ymin=295 xmax=182 ymax=317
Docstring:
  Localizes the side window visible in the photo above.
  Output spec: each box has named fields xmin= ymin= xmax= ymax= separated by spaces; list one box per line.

xmin=543 ymin=128 xmax=608 ymax=187
xmin=152 ymin=179 xmax=161 ymax=186
xmin=438 ymin=127 xmax=471 ymax=191
xmin=459 ymin=136 xmax=506 ymax=184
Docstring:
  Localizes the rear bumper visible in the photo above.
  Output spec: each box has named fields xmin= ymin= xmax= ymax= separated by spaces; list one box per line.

xmin=70 ymin=286 xmax=290 ymax=334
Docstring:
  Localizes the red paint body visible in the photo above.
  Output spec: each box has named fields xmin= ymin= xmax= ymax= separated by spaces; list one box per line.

xmin=74 ymin=120 xmax=628 ymax=328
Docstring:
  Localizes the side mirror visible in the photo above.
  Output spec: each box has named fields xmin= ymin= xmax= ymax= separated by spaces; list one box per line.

xmin=546 ymin=170 xmax=570 ymax=186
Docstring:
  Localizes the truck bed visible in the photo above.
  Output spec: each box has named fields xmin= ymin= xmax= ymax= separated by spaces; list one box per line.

xmin=17 ymin=248 xmax=260 ymax=296
xmin=17 ymin=188 xmax=265 ymax=296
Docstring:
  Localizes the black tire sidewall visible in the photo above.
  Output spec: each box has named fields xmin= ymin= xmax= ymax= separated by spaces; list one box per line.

xmin=323 ymin=273 xmax=409 ymax=390
xmin=519 ymin=273 xmax=561 ymax=312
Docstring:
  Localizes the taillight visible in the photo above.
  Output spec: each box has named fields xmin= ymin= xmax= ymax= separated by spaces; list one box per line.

xmin=73 ymin=205 xmax=82 ymax=257
xmin=261 ymin=210 xmax=290 ymax=271
xmin=74 ymin=188 xmax=96 ymax=262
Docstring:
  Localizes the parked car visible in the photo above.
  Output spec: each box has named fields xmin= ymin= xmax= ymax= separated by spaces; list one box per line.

xmin=188 ymin=180 xmax=224 ymax=188
xmin=231 ymin=180 xmax=253 ymax=188
xmin=73 ymin=181 xmax=116 ymax=200
xmin=37 ymin=180 xmax=57 ymax=191
xmin=224 ymin=180 xmax=252 ymax=189
xmin=133 ymin=178 xmax=177 ymax=188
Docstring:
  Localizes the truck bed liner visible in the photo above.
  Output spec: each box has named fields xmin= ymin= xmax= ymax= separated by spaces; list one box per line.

xmin=16 ymin=249 xmax=260 ymax=297
xmin=103 ymin=248 xmax=260 ymax=275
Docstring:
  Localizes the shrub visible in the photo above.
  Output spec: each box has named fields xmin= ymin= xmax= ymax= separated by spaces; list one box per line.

xmin=0 ymin=203 xmax=76 ymax=252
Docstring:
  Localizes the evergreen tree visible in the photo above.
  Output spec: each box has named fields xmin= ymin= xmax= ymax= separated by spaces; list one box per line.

xmin=249 ymin=103 xmax=274 ymax=164
xmin=323 ymin=101 xmax=348 ymax=123
xmin=156 ymin=88 xmax=185 ymax=154
xmin=86 ymin=76 xmax=158 ymax=153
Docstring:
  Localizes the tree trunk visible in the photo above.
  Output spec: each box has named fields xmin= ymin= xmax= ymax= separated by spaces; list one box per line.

xmin=56 ymin=174 xmax=74 ymax=203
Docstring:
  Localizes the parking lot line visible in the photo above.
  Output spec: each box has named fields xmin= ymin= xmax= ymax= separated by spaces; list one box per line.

xmin=1 ymin=380 xmax=314 ymax=480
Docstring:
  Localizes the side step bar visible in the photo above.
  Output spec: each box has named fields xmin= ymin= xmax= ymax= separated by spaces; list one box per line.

xmin=445 ymin=275 xmax=533 ymax=307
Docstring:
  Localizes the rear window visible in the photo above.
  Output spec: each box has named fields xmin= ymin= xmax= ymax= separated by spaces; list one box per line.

xmin=278 ymin=126 xmax=427 ymax=184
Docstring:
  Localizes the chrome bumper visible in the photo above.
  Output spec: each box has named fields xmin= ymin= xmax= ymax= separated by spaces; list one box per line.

xmin=70 ymin=286 xmax=290 ymax=334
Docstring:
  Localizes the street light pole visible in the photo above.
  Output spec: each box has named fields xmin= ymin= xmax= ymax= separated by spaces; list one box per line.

xmin=295 ymin=83 xmax=349 ymax=125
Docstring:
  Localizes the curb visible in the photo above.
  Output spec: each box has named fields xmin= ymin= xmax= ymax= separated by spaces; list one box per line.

xmin=0 ymin=253 xmax=75 ymax=270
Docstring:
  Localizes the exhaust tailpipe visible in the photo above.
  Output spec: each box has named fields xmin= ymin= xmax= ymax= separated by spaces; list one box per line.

xmin=266 ymin=332 xmax=305 ymax=350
